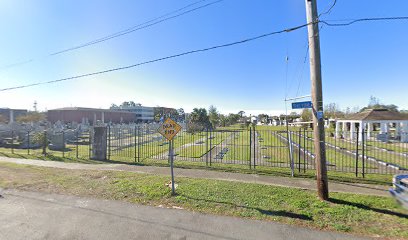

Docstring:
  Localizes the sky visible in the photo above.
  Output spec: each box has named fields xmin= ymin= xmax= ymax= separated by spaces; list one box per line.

xmin=0 ymin=0 xmax=407 ymax=116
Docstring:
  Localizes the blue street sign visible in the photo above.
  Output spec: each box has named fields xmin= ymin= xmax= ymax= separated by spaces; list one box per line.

xmin=291 ymin=101 xmax=313 ymax=109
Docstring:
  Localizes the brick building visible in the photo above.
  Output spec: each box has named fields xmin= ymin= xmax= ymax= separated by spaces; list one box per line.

xmin=47 ymin=107 xmax=136 ymax=124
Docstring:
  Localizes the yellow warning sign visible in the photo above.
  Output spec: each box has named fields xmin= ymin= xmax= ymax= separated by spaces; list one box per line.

xmin=157 ymin=118 xmax=182 ymax=141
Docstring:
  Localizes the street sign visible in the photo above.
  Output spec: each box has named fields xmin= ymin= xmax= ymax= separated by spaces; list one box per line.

xmin=157 ymin=118 xmax=182 ymax=141
xmin=292 ymin=101 xmax=313 ymax=109
xmin=157 ymin=118 xmax=181 ymax=196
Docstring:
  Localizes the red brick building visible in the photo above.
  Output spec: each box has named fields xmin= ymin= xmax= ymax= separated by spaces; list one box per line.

xmin=47 ymin=107 xmax=136 ymax=124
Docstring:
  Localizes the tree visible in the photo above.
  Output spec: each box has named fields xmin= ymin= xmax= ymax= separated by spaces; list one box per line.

xmin=208 ymin=105 xmax=220 ymax=129
xmin=360 ymin=96 xmax=399 ymax=112
xmin=301 ymin=109 xmax=312 ymax=122
xmin=238 ymin=111 xmax=245 ymax=118
xmin=110 ymin=104 xmax=118 ymax=109
xmin=324 ymin=103 xmax=344 ymax=119
xmin=219 ymin=114 xmax=228 ymax=127
xmin=177 ymin=108 xmax=185 ymax=121
xmin=227 ymin=113 xmax=240 ymax=125
xmin=368 ymin=96 xmax=380 ymax=107
xmin=257 ymin=114 xmax=268 ymax=124
xmin=187 ymin=108 xmax=211 ymax=132
xmin=120 ymin=101 xmax=130 ymax=108
xmin=16 ymin=112 xmax=45 ymax=123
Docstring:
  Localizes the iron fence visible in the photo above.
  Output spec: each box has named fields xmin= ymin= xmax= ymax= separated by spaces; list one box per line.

xmin=1 ymin=125 xmax=407 ymax=176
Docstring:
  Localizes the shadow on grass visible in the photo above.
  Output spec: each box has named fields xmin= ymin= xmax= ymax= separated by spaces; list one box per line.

xmin=180 ymin=194 xmax=313 ymax=221
xmin=0 ymin=152 xmax=28 ymax=159
xmin=329 ymin=198 xmax=408 ymax=218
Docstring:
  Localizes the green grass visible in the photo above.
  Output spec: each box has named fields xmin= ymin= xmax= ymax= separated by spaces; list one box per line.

xmin=0 ymin=162 xmax=406 ymax=239
xmin=0 ymin=128 xmax=398 ymax=186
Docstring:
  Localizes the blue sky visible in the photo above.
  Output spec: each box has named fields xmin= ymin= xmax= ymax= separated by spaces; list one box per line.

xmin=0 ymin=0 xmax=407 ymax=115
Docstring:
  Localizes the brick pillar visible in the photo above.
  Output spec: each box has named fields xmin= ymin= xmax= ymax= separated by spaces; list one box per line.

xmin=91 ymin=126 xmax=107 ymax=160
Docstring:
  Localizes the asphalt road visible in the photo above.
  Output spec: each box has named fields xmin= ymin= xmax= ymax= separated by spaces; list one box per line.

xmin=0 ymin=189 xmax=372 ymax=240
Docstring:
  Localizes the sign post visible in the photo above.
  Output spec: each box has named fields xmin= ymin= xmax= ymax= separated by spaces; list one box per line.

xmin=157 ymin=118 xmax=182 ymax=195
xmin=169 ymin=139 xmax=175 ymax=195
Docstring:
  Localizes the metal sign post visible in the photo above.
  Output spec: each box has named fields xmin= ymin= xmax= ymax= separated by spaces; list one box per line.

xmin=169 ymin=139 xmax=175 ymax=195
xmin=157 ymin=118 xmax=182 ymax=195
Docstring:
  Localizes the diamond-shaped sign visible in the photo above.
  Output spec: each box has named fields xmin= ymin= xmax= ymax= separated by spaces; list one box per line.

xmin=157 ymin=118 xmax=182 ymax=141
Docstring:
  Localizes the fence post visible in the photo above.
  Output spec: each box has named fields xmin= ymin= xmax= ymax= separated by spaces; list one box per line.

xmin=42 ymin=130 xmax=47 ymax=157
xmin=208 ymin=129 xmax=211 ymax=166
xmin=206 ymin=128 xmax=209 ymax=167
xmin=76 ymin=130 xmax=79 ymax=159
xmin=288 ymin=131 xmax=294 ymax=177
xmin=108 ymin=125 xmax=111 ymax=160
xmin=298 ymin=128 xmax=301 ymax=172
xmin=362 ymin=129 xmax=365 ymax=178
xmin=253 ymin=126 xmax=256 ymax=169
xmin=137 ymin=126 xmax=141 ymax=162
xmin=27 ymin=130 xmax=30 ymax=155
xmin=88 ymin=127 xmax=94 ymax=159
xmin=90 ymin=126 xmax=108 ymax=160
xmin=11 ymin=130 xmax=14 ymax=154
xmin=355 ymin=127 xmax=359 ymax=177
xmin=249 ymin=127 xmax=252 ymax=169
xmin=135 ymin=125 xmax=137 ymax=162
xmin=62 ymin=131 xmax=65 ymax=158
xmin=303 ymin=128 xmax=306 ymax=173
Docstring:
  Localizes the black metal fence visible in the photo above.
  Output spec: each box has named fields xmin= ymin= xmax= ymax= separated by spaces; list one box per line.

xmin=0 ymin=128 xmax=92 ymax=160
xmin=1 ymin=125 xmax=407 ymax=176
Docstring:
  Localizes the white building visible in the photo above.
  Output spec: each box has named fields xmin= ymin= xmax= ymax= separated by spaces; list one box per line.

xmin=114 ymin=104 xmax=154 ymax=123
xmin=335 ymin=109 xmax=408 ymax=142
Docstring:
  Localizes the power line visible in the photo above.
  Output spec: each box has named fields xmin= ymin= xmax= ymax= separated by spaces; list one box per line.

xmin=0 ymin=0 xmax=224 ymax=70
xmin=50 ymin=0 xmax=225 ymax=56
xmin=319 ymin=0 xmax=337 ymax=17
xmin=320 ymin=16 xmax=408 ymax=26
xmin=0 ymin=23 xmax=310 ymax=92
xmin=1 ymin=16 xmax=408 ymax=92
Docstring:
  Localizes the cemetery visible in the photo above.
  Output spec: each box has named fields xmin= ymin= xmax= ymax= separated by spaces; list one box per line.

xmin=0 ymin=116 xmax=407 ymax=178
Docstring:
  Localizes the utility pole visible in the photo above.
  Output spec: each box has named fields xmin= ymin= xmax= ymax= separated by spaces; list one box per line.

xmin=305 ymin=0 xmax=329 ymax=200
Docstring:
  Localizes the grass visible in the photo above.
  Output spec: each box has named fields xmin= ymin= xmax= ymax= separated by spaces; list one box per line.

xmin=0 ymin=145 xmax=394 ymax=186
xmin=0 ymin=128 xmax=398 ymax=186
xmin=0 ymin=161 xmax=406 ymax=239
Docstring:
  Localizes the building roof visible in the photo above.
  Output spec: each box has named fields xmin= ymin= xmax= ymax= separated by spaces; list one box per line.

xmin=49 ymin=107 xmax=133 ymax=114
xmin=341 ymin=109 xmax=408 ymax=121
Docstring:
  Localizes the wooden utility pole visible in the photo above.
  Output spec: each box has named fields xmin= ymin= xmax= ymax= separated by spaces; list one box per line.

xmin=305 ymin=0 xmax=329 ymax=200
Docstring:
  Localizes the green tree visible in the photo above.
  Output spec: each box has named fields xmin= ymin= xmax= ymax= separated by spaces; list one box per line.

xmin=177 ymin=108 xmax=185 ymax=121
xmin=360 ymin=96 xmax=399 ymax=112
xmin=219 ymin=114 xmax=227 ymax=127
xmin=187 ymin=108 xmax=211 ymax=132
xmin=258 ymin=114 xmax=269 ymax=124
xmin=208 ymin=105 xmax=220 ymax=129
xmin=227 ymin=113 xmax=240 ymax=126
xmin=324 ymin=103 xmax=344 ymax=119
xmin=301 ymin=109 xmax=312 ymax=122
xmin=16 ymin=112 xmax=45 ymax=123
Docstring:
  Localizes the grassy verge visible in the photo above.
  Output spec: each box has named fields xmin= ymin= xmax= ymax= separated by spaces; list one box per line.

xmin=0 ymin=149 xmax=393 ymax=185
xmin=0 ymin=162 xmax=406 ymax=239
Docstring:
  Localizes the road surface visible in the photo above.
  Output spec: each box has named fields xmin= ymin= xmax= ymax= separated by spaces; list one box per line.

xmin=0 ymin=189 xmax=371 ymax=240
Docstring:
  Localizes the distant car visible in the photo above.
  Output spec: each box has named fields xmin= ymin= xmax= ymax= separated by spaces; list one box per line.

xmin=389 ymin=174 xmax=408 ymax=209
